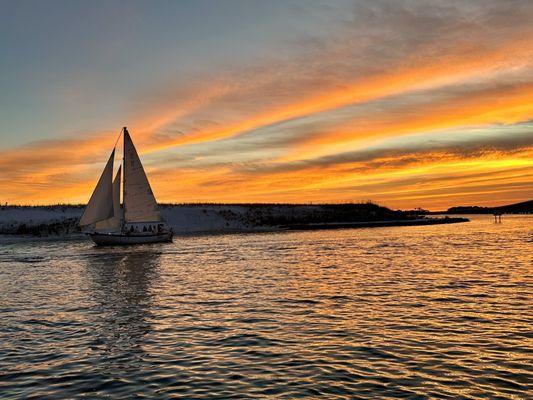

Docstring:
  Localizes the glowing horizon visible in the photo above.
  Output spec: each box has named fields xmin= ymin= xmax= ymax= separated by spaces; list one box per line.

xmin=1 ymin=1 xmax=532 ymax=210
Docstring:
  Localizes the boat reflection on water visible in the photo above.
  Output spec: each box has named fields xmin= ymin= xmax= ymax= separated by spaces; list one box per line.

xmin=83 ymin=249 xmax=161 ymax=374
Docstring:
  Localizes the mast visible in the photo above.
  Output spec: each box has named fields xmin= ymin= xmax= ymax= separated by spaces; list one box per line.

xmin=122 ymin=127 xmax=127 ymax=230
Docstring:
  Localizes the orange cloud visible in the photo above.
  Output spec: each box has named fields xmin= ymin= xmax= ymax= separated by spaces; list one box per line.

xmin=141 ymin=38 xmax=533 ymax=153
xmin=142 ymin=145 xmax=532 ymax=210
xmin=279 ymin=82 xmax=533 ymax=161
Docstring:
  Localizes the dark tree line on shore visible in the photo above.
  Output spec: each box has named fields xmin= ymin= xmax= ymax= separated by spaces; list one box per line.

xmin=446 ymin=200 xmax=532 ymax=214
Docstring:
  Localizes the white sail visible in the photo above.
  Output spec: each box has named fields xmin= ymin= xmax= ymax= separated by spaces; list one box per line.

xmin=79 ymin=149 xmax=115 ymax=226
xmin=95 ymin=165 xmax=122 ymax=232
xmin=123 ymin=129 xmax=162 ymax=223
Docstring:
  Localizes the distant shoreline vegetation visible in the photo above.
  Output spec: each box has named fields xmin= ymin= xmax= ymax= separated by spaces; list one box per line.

xmin=0 ymin=200 xmax=382 ymax=208
xmin=443 ymin=200 xmax=533 ymax=215
xmin=1 ymin=199 xmax=531 ymax=212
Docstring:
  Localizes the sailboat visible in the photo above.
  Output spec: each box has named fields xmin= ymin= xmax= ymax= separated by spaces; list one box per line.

xmin=79 ymin=127 xmax=173 ymax=245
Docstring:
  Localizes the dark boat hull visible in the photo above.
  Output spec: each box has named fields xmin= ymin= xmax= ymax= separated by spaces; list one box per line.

xmin=89 ymin=232 xmax=173 ymax=246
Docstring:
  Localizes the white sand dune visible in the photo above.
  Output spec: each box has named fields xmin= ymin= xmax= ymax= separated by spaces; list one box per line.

xmin=0 ymin=205 xmax=291 ymax=236
xmin=0 ymin=203 xmax=403 ymax=237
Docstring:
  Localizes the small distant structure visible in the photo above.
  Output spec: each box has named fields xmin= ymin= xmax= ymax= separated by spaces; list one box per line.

xmin=403 ymin=207 xmax=429 ymax=216
xmin=493 ymin=212 xmax=502 ymax=223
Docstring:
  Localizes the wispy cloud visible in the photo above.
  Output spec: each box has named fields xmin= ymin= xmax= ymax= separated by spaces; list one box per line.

xmin=1 ymin=0 xmax=532 ymax=208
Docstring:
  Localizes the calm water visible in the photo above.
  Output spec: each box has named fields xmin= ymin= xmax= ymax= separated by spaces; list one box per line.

xmin=0 ymin=216 xmax=531 ymax=399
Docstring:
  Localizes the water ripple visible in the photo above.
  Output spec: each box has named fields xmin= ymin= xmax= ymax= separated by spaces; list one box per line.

xmin=0 ymin=215 xmax=531 ymax=398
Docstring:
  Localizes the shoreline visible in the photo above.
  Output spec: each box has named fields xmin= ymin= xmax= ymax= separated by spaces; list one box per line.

xmin=0 ymin=217 xmax=470 ymax=242
xmin=285 ymin=217 xmax=469 ymax=231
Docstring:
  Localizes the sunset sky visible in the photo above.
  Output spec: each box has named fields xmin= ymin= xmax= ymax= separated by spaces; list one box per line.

xmin=1 ymin=0 xmax=532 ymax=210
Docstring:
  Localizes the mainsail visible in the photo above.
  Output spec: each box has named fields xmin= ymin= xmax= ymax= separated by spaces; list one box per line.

xmin=123 ymin=129 xmax=162 ymax=223
xmin=94 ymin=166 xmax=122 ymax=231
xmin=79 ymin=149 xmax=115 ymax=226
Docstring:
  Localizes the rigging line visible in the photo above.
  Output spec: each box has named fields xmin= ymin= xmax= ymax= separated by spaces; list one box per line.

xmin=112 ymin=128 xmax=123 ymax=149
